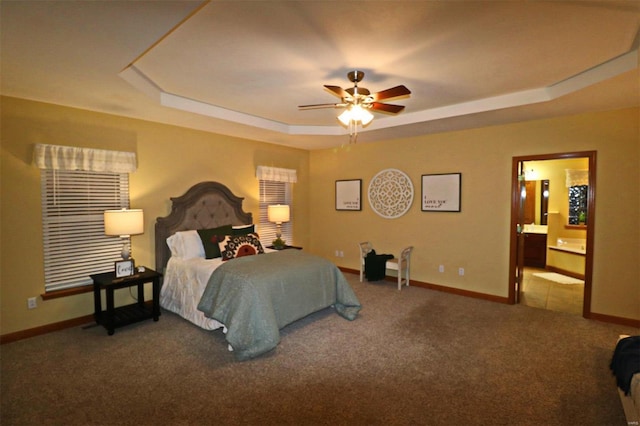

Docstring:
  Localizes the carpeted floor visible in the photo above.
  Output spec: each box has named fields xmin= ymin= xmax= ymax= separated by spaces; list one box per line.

xmin=1 ymin=272 xmax=637 ymax=425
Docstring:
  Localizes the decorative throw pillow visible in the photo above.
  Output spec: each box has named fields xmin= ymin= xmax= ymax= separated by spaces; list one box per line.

xmin=232 ymin=224 xmax=255 ymax=235
xmin=197 ymin=225 xmax=233 ymax=259
xmin=218 ymin=233 xmax=265 ymax=261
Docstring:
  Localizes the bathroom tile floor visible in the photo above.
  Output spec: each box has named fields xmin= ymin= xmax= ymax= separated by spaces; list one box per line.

xmin=520 ymin=267 xmax=584 ymax=315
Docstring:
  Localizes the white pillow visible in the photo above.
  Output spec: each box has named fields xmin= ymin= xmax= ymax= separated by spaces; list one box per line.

xmin=166 ymin=233 xmax=185 ymax=258
xmin=166 ymin=230 xmax=205 ymax=259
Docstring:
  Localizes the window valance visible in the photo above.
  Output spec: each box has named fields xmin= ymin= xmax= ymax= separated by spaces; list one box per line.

xmin=565 ymin=169 xmax=588 ymax=187
xmin=256 ymin=166 xmax=297 ymax=183
xmin=33 ymin=144 xmax=137 ymax=173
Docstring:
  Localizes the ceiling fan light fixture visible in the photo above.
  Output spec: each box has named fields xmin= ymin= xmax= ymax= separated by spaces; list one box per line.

xmin=338 ymin=105 xmax=373 ymax=126
xmin=300 ymin=70 xmax=409 ymax=144
xmin=354 ymin=105 xmax=374 ymax=125
xmin=337 ymin=109 xmax=352 ymax=126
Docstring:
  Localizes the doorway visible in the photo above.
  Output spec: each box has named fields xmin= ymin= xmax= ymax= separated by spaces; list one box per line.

xmin=509 ymin=151 xmax=596 ymax=318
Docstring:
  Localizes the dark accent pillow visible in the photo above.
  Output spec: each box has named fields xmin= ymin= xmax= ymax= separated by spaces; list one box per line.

xmin=197 ymin=225 xmax=233 ymax=259
xmin=218 ymin=233 xmax=265 ymax=261
xmin=232 ymin=224 xmax=255 ymax=236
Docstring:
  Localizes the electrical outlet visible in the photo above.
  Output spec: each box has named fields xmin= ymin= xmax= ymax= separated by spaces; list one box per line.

xmin=339 ymin=250 xmax=344 ymax=258
xmin=458 ymin=268 xmax=465 ymax=276
xmin=27 ymin=297 xmax=37 ymax=309
xmin=439 ymin=265 xmax=444 ymax=273
xmin=335 ymin=250 xmax=339 ymax=257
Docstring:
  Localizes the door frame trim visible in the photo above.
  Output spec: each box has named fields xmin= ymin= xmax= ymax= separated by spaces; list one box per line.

xmin=508 ymin=151 xmax=597 ymax=318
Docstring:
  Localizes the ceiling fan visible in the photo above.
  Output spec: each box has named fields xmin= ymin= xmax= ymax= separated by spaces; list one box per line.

xmin=299 ymin=71 xmax=411 ymax=142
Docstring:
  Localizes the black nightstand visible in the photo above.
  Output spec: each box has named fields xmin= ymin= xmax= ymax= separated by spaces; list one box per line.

xmin=267 ymin=245 xmax=303 ymax=250
xmin=90 ymin=268 xmax=162 ymax=335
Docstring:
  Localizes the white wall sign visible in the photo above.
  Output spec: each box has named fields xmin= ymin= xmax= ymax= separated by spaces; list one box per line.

xmin=335 ymin=179 xmax=362 ymax=211
xmin=421 ymin=173 xmax=462 ymax=212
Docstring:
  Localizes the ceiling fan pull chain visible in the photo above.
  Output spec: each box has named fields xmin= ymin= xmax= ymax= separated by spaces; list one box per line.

xmin=349 ymin=121 xmax=358 ymax=144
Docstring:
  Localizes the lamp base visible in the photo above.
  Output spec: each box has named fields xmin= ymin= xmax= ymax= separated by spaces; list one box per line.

xmin=121 ymin=241 xmax=131 ymax=260
xmin=272 ymin=238 xmax=286 ymax=249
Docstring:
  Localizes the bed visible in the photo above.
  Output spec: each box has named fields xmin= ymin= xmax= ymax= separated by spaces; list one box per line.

xmin=155 ymin=181 xmax=361 ymax=360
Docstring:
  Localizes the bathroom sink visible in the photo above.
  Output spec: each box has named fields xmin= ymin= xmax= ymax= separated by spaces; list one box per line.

xmin=523 ymin=224 xmax=548 ymax=234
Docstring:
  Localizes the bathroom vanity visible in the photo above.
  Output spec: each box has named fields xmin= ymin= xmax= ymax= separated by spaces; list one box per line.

xmin=523 ymin=232 xmax=547 ymax=268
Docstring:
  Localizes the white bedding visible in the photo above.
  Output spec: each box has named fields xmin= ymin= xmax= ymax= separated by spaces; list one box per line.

xmin=160 ymin=256 xmax=225 ymax=330
xmin=160 ymin=247 xmax=277 ymax=330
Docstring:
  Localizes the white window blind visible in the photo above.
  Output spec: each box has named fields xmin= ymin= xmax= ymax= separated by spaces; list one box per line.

xmin=41 ymin=169 xmax=130 ymax=291
xmin=259 ymin=180 xmax=293 ymax=247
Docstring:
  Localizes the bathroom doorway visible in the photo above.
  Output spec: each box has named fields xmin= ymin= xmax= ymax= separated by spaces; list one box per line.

xmin=508 ymin=151 xmax=596 ymax=318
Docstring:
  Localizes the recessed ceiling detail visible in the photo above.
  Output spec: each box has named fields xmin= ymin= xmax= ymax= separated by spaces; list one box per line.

xmin=3 ymin=1 xmax=639 ymax=149
xmin=120 ymin=11 xmax=639 ymax=137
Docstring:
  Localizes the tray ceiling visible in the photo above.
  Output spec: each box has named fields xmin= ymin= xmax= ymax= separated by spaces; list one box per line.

xmin=2 ymin=1 xmax=639 ymax=149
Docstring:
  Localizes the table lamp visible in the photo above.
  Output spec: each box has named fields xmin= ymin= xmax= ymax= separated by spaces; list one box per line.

xmin=267 ymin=204 xmax=290 ymax=248
xmin=104 ymin=208 xmax=144 ymax=260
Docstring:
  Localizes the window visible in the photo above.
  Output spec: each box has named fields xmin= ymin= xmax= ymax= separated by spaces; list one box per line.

xmin=565 ymin=169 xmax=589 ymax=226
xmin=256 ymin=166 xmax=297 ymax=247
xmin=33 ymin=143 xmax=137 ymax=293
xmin=258 ymin=180 xmax=293 ymax=247
xmin=41 ymin=169 xmax=130 ymax=291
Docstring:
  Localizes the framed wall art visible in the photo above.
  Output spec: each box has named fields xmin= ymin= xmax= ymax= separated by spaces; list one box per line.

xmin=421 ymin=173 xmax=461 ymax=212
xmin=335 ymin=179 xmax=362 ymax=211
xmin=368 ymin=168 xmax=414 ymax=219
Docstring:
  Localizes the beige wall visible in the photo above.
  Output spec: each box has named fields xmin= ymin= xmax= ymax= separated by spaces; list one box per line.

xmin=309 ymin=107 xmax=639 ymax=320
xmin=1 ymin=96 xmax=638 ymax=337
xmin=0 ymin=96 xmax=310 ymax=335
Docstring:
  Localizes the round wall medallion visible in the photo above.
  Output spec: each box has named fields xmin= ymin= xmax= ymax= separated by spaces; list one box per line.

xmin=368 ymin=168 xmax=414 ymax=218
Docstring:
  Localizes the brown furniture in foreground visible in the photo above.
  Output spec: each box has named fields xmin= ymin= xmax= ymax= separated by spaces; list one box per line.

xmin=91 ymin=268 xmax=162 ymax=335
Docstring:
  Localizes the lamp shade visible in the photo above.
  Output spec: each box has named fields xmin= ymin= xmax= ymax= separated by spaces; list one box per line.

xmin=104 ymin=209 xmax=144 ymax=237
xmin=338 ymin=109 xmax=352 ymax=126
xmin=267 ymin=204 xmax=290 ymax=224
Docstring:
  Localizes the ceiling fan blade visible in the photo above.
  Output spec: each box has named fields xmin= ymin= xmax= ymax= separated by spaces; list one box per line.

xmin=324 ymin=85 xmax=348 ymax=98
xmin=298 ymin=103 xmax=345 ymax=110
xmin=346 ymin=87 xmax=370 ymax=97
xmin=371 ymin=85 xmax=411 ymax=101
xmin=370 ymin=102 xmax=405 ymax=114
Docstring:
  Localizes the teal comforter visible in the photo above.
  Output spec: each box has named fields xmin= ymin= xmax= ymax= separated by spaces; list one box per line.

xmin=197 ymin=250 xmax=361 ymax=360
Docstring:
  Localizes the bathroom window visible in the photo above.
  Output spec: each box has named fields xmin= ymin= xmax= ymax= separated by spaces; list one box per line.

xmin=568 ymin=185 xmax=588 ymax=225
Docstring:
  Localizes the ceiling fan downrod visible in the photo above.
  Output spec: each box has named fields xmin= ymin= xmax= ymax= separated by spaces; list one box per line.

xmin=347 ymin=70 xmax=365 ymax=83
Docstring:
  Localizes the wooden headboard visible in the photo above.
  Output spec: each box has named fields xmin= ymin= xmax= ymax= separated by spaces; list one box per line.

xmin=155 ymin=181 xmax=253 ymax=274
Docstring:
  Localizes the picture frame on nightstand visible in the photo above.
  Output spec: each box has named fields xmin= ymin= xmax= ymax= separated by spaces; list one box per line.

xmin=115 ymin=259 xmax=135 ymax=278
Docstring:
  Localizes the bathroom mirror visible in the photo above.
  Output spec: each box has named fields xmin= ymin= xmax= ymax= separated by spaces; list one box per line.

xmin=568 ymin=185 xmax=588 ymax=225
xmin=540 ymin=180 xmax=549 ymax=225
xmin=523 ymin=180 xmax=549 ymax=225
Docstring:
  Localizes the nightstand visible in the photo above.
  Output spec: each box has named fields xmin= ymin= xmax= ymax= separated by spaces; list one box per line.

xmin=267 ymin=245 xmax=303 ymax=250
xmin=90 ymin=268 xmax=162 ymax=335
